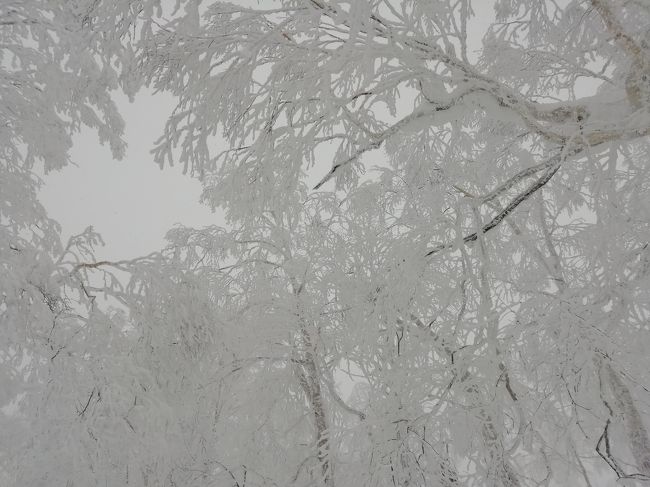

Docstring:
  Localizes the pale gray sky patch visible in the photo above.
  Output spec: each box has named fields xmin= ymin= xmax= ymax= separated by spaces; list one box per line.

xmin=39 ymin=89 xmax=218 ymax=260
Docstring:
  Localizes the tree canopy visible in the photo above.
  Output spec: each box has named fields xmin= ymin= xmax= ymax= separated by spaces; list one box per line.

xmin=2 ymin=1 xmax=650 ymax=486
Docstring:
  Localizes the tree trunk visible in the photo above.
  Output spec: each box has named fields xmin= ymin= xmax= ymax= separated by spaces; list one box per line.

xmin=295 ymin=325 xmax=335 ymax=487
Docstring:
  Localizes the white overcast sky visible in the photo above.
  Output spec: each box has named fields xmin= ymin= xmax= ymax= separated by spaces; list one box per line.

xmin=40 ymin=90 xmax=218 ymax=261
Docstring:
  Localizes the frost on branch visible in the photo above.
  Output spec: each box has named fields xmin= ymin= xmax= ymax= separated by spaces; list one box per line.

xmin=4 ymin=1 xmax=650 ymax=487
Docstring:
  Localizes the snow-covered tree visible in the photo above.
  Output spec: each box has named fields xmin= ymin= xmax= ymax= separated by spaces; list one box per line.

xmin=1 ymin=2 xmax=150 ymax=484
xmin=3 ymin=1 xmax=650 ymax=486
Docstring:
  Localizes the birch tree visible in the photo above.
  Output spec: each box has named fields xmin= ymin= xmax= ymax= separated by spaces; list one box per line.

xmin=135 ymin=1 xmax=650 ymax=484
xmin=3 ymin=1 xmax=650 ymax=486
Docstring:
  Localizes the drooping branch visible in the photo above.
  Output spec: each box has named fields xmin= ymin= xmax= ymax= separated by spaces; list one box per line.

xmin=321 ymin=373 xmax=366 ymax=421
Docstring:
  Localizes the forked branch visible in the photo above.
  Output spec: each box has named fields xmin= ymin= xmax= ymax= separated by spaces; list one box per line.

xmin=426 ymin=162 xmax=561 ymax=257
